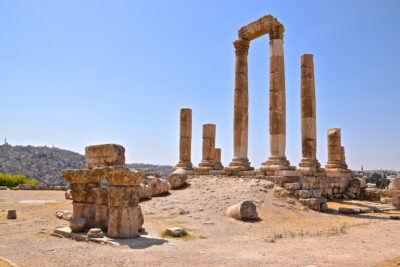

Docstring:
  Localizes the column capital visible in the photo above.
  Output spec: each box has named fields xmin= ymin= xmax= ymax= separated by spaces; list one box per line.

xmin=269 ymin=23 xmax=285 ymax=40
xmin=233 ymin=39 xmax=250 ymax=56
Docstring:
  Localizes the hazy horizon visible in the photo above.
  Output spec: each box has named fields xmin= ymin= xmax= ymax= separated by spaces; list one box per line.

xmin=1 ymin=0 xmax=399 ymax=170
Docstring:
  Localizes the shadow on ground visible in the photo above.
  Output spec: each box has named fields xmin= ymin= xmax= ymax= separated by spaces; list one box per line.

xmin=113 ymin=235 xmax=168 ymax=249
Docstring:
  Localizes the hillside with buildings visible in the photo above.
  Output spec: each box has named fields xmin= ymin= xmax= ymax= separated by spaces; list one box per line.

xmin=0 ymin=143 xmax=173 ymax=185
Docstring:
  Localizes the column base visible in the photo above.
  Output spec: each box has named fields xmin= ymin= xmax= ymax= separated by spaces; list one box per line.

xmin=259 ymin=156 xmax=295 ymax=175
xmin=174 ymin=161 xmax=193 ymax=171
xmin=194 ymin=166 xmax=214 ymax=175
xmin=225 ymin=157 xmax=254 ymax=175
xmin=214 ymin=163 xmax=224 ymax=170
xmin=297 ymin=158 xmax=321 ymax=172
xmin=325 ymin=160 xmax=348 ymax=171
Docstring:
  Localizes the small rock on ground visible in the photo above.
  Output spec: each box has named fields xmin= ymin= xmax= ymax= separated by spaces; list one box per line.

xmin=165 ymin=227 xmax=187 ymax=237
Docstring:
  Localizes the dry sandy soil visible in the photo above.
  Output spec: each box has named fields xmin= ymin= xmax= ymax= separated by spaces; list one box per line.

xmin=0 ymin=176 xmax=399 ymax=267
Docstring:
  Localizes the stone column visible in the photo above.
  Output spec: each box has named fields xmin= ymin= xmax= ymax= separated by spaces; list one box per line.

xmin=298 ymin=54 xmax=321 ymax=171
xmin=260 ymin=25 xmax=294 ymax=173
xmin=226 ymin=39 xmax=254 ymax=172
xmin=341 ymin=146 xmax=348 ymax=169
xmin=93 ymin=187 xmax=109 ymax=231
xmin=197 ymin=124 xmax=216 ymax=170
xmin=325 ymin=128 xmax=344 ymax=169
xmin=214 ymin=148 xmax=224 ymax=170
xmin=61 ymin=169 xmax=104 ymax=229
xmin=105 ymin=167 xmax=147 ymax=239
xmin=174 ymin=108 xmax=193 ymax=170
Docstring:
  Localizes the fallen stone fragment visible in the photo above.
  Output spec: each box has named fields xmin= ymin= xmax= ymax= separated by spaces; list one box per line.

xmin=165 ymin=227 xmax=187 ymax=237
xmin=65 ymin=189 xmax=72 ymax=200
xmin=70 ymin=218 xmax=86 ymax=232
xmin=56 ymin=210 xmax=73 ymax=221
xmin=225 ymin=201 xmax=258 ymax=221
xmin=7 ymin=210 xmax=17 ymax=219
xmin=87 ymin=228 xmax=104 ymax=238
xmin=167 ymin=168 xmax=188 ymax=189
xmin=144 ymin=176 xmax=170 ymax=197
xmin=139 ymin=183 xmax=151 ymax=200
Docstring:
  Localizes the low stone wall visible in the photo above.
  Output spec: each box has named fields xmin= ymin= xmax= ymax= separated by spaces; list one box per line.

xmin=18 ymin=184 xmax=67 ymax=191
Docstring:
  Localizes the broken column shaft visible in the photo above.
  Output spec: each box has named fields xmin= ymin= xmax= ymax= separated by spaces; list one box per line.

xmin=175 ymin=108 xmax=193 ymax=170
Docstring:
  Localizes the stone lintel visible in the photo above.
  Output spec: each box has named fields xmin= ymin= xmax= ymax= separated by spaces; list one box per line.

xmin=238 ymin=15 xmax=284 ymax=41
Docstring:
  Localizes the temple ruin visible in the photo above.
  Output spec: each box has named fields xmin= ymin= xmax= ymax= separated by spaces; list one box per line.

xmin=174 ymin=15 xmax=357 ymax=211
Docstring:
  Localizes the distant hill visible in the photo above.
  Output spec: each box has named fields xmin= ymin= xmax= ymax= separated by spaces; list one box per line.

xmin=0 ymin=144 xmax=173 ymax=185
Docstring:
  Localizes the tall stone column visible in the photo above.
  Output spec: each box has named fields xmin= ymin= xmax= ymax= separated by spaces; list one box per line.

xmin=197 ymin=124 xmax=216 ymax=169
xmin=325 ymin=128 xmax=344 ymax=169
xmin=174 ymin=108 xmax=193 ymax=170
xmin=260 ymin=25 xmax=294 ymax=173
xmin=298 ymin=54 xmax=321 ymax=171
xmin=226 ymin=39 xmax=254 ymax=172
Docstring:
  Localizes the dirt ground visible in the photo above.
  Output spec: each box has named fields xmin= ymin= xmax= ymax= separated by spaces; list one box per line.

xmin=0 ymin=176 xmax=399 ymax=267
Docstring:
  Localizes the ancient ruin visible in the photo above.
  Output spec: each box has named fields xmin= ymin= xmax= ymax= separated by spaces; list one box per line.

xmin=194 ymin=124 xmax=217 ymax=174
xmin=61 ymin=144 xmax=147 ymax=238
xmin=174 ymin=15 xmax=362 ymax=211
xmin=174 ymin=108 xmax=193 ymax=171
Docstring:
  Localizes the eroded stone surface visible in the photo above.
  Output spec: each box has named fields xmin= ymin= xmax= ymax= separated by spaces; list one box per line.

xmin=103 ymin=167 xmax=147 ymax=186
xmin=167 ymin=168 xmax=188 ymax=189
xmin=225 ymin=201 xmax=258 ymax=220
xmin=107 ymin=186 xmax=140 ymax=207
xmin=85 ymin=144 xmax=125 ymax=169
xmin=107 ymin=206 xmax=142 ymax=239
xmin=70 ymin=218 xmax=86 ymax=233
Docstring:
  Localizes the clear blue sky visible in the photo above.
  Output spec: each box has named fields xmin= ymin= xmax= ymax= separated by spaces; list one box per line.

xmin=1 ymin=0 xmax=399 ymax=170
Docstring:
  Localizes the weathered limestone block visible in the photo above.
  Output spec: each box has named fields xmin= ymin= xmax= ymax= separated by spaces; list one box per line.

xmin=70 ymin=218 xmax=86 ymax=233
xmin=165 ymin=227 xmax=187 ymax=237
xmin=85 ymin=144 xmax=125 ymax=169
xmin=93 ymin=187 xmax=109 ymax=231
xmin=108 ymin=186 xmax=140 ymax=207
xmin=238 ymin=15 xmax=283 ymax=41
xmin=87 ymin=228 xmax=104 ymax=238
xmin=104 ymin=167 xmax=147 ymax=186
xmin=197 ymin=124 xmax=216 ymax=169
xmin=214 ymin=148 xmax=224 ymax=170
xmin=61 ymin=168 xmax=105 ymax=184
xmin=144 ymin=176 xmax=170 ymax=196
xmin=107 ymin=206 xmax=143 ymax=238
xmin=325 ymin=128 xmax=347 ymax=170
xmin=94 ymin=205 xmax=108 ymax=231
xmin=175 ymin=108 xmax=193 ymax=170
xmin=69 ymin=183 xmax=99 ymax=203
xmin=72 ymin=202 xmax=96 ymax=228
xmin=7 ymin=210 xmax=16 ymax=219
xmin=93 ymin=187 xmax=108 ymax=205
xmin=225 ymin=201 xmax=258 ymax=220
xmin=167 ymin=168 xmax=188 ymax=189
xmin=139 ymin=183 xmax=151 ymax=200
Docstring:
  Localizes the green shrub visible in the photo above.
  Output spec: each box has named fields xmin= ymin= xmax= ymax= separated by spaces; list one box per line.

xmin=0 ymin=173 xmax=40 ymax=187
